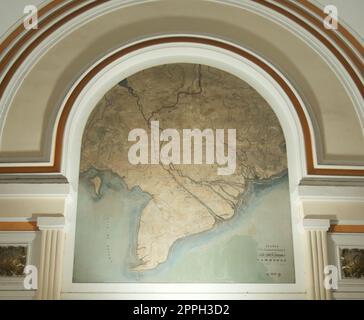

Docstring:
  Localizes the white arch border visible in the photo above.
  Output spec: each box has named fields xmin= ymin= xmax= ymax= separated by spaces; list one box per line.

xmin=61 ymin=40 xmax=308 ymax=298
xmin=1 ymin=0 xmax=364 ymax=164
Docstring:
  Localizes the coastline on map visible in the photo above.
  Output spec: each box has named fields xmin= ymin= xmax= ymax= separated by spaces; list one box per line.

xmin=73 ymin=167 xmax=294 ymax=283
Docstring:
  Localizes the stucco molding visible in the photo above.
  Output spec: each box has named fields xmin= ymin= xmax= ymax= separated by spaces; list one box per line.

xmin=0 ymin=1 xmax=362 ymax=174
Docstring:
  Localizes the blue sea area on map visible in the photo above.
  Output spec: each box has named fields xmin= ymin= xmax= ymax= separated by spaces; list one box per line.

xmin=73 ymin=168 xmax=294 ymax=283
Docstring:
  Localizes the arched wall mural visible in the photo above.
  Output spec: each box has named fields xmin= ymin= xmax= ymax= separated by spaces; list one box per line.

xmin=0 ymin=0 xmax=363 ymax=300
xmin=60 ymin=41 xmax=306 ymax=296
xmin=73 ymin=63 xmax=295 ymax=283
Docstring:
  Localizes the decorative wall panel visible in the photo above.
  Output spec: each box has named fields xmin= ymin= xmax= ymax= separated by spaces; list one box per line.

xmin=340 ymin=248 xmax=364 ymax=279
xmin=0 ymin=231 xmax=36 ymax=293
xmin=0 ymin=245 xmax=27 ymax=277
xmin=328 ymin=233 xmax=364 ymax=297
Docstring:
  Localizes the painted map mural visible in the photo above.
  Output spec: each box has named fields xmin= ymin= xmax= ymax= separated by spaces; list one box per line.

xmin=73 ymin=64 xmax=295 ymax=283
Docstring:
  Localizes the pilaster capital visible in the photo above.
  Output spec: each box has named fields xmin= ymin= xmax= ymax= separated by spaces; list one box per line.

xmin=302 ymin=218 xmax=330 ymax=231
xmin=37 ymin=216 xmax=65 ymax=231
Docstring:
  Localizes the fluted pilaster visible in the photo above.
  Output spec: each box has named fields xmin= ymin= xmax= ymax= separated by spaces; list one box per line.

xmin=36 ymin=216 xmax=65 ymax=300
xmin=303 ymin=219 xmax=331 ymax=300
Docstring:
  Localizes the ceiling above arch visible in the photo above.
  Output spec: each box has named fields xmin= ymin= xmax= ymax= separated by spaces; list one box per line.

xmin=0 ymin=0 xmax=363 ymax=177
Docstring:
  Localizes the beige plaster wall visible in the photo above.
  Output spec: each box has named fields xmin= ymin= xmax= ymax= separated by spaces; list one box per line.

xmin=303 ymin=201 xmax=364 ymax=220
xmin=0 ymin=0 xmax=363 ymax=166
xmin=0 ymin=197 xmax=65 ymax=217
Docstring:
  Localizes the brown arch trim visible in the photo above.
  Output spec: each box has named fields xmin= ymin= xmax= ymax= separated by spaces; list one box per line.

xmin=256 ymin=0 xmax=364 ymax=99
xmin=0 ymin=36 xmax=363 ymax=176
xmin=0 ymin=0 xmax=362 ymax=101
xmin=0 ymin=0 xmax=362 ymax=102
xmin=0 ymin=3 xmax=362 ymax=175
xmin=0 ymin=0 xmax=108 ymax=102
xmin=297 ymin=0 xmax=364 ymax=57
xmin=0 ymin=0 xmax=65 ymax=56
xmin=0 ymin=0 xmax=88 ymax=74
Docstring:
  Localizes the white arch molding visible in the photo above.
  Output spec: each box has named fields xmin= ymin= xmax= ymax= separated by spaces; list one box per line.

xmin=1 ymin=0 xmax=363 ymax=167
xmin=60 ymin=40 xmax=308 ymax=299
